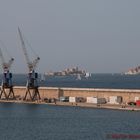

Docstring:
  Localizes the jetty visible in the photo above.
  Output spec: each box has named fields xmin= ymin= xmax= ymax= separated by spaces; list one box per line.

xmin=0 ymin=86 xmax=140 ymax=111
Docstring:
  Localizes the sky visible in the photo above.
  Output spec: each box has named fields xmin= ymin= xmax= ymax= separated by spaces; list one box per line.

xmin=0 ymin=0 xmax=140 ymax=73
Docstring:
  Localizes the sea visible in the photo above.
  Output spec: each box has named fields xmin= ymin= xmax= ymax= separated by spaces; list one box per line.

xmin=11 ymin=73 xmax=140 ymax=89
xmin=0 ymin=74 xmax=140 ymax=140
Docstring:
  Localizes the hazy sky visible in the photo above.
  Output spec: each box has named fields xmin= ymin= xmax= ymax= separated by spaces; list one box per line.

xmin=0 ymin=0 xmax=140 ymax=73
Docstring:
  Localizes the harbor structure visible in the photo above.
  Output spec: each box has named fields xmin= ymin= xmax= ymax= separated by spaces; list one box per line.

xmin=18 ymin=28 xmax=41 ymax=101
xmin=0 ymin=47 xmax=15 ymax=100
xmin=1 ymin=86 xmax=140 ymax=110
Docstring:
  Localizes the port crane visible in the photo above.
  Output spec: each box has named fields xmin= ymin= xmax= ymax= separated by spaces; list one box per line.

xmin=18 ymin=28 xmax=41 ymax=101
xmin=0 ymin=47 xmax=15 ymax=100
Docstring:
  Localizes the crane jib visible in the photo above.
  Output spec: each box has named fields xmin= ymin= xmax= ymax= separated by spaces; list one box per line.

xmin=18 ymin=27 xmax=40 ymax=72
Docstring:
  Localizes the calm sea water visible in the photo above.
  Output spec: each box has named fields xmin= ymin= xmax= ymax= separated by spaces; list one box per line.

xmin=0 ymin=103 xmax=140 ymax=140
xmin=11 ymin=73 xmax=140 ymax=89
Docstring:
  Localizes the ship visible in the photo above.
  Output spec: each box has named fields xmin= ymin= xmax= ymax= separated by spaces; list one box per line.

xmin=46 ymin=67 xmax=91 ymax=78
xmin=124 ymin=66 xmax=140 ymax=75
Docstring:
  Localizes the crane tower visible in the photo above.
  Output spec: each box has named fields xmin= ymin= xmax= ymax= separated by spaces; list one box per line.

xmin=0 ymin=47 xmax=15 ymax=100
xmin=18 ymin=28 xmax=41 ymax=101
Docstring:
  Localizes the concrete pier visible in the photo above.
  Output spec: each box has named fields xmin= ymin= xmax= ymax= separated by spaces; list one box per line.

xmin=0 ymin=86 xmax=140 ymax=111
xmin=11 ymin=86 xmax=140 ymax=103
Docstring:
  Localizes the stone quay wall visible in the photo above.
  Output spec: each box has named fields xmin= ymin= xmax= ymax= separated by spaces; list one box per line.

xmin=11 ymin=86 xmax=140 ymax=103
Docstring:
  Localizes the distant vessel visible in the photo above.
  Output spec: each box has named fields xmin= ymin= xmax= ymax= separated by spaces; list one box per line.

xmin=76 ymin=74 xmax=82 ymax=80
xmin=85 ymin=72 xmax=91 ymax=78
xmin=124 ymin=66 xmax=140 ymax=75
xmin=40 ymin=73 xmax=46 ymax=81
xmin=46 ymin=67 xmax=87 ymax=77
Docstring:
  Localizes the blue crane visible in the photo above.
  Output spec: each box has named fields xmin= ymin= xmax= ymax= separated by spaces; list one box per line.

xmin=18 ymin=27 xmax=41 ymax=101
xmin=0 ymin=47 xmax=15 ymax=99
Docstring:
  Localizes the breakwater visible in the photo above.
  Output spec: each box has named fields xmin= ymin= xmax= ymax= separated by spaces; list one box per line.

xmin=10 ymin=86 xmax=140 ymax=103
